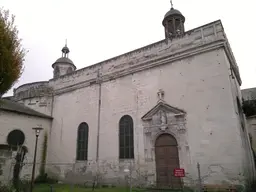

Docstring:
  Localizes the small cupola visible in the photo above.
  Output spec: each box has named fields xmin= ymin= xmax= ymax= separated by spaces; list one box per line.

xmin=52 ymin=41 xmax=76 ymax=79
xmin=162 ymin=1 xmax=185 ymax=40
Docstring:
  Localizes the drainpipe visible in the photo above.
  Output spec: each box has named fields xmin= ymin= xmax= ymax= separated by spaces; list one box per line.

xmin=96 ymin=68 xmax=102 ymax=162
xmin=50 ymin=92 xmax=54 ymax=117
xmin=50 ymin=92 xmax=54 ymax=134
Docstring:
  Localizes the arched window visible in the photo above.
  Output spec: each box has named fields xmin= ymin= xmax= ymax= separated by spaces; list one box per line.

xmin=54 ymin=66 xmax=60 ymax=78
xmin=76 ymin=122 xmax=89 ymax=161
xmin=67 ymin=67 xmax=73 ymax=74
xmin=119 ymin=115 xmax=134 ymax=159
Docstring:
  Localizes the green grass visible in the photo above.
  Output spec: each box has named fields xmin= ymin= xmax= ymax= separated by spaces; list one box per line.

xmin=33 ymin=184 xmax=193 ymax=192
xmin=33 ymin=184 xmax=146 ymax=192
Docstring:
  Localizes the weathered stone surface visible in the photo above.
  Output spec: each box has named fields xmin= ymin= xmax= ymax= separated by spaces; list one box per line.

xmin=45 ymin=46 xmax=254 ymax=186
xmin=0 ymin=111 xmax=52 ymax=182
xmin=1 ymin=19 xmax=254 ymax=187
xmin=245 ymin=116 xmax=256 ymax=151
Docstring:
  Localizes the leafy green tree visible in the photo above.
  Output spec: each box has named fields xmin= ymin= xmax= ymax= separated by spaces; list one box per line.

xmin=0 ymin=8 xmax=26 ymax=97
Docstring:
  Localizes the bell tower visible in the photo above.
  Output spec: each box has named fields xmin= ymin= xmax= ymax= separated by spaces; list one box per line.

xmin=52 ymin=40 xmax=76 ymax=79
xmin=162 ymin=1 xmax=185 ymax=40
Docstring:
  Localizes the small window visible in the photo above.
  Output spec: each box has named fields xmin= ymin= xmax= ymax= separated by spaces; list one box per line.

xmin=54 ymin=66 xmax=60 ymax=78
xmin=67 ymin=67 xmax=73 ymax=74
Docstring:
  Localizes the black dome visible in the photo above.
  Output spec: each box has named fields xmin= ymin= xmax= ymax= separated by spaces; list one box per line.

xmin=52 ymin=57 xmax=76 ymax=70
xmin=54 ymin=57 xmax=74 ymax=65
xmin=163 ymin=8 xmax=185 ymax=25
xmin=62 ymin=46 xmax=70 ymax=54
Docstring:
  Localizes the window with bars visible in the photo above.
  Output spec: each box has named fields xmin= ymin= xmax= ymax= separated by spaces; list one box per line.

xmin=119 ymin=115 xmax=134 ymax=159
xmin=76 ymin=122 xmax=89 ymax=161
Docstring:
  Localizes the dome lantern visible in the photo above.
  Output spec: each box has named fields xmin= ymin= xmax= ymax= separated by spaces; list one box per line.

xmin=52 ymin=40 xmax=76 ymax=79
xmin=162 ymin=1 xmax=185 ymax=40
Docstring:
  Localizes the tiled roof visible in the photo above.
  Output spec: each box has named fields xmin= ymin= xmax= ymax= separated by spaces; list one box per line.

xmin=0 ymin=99 xmax=52 ymax=119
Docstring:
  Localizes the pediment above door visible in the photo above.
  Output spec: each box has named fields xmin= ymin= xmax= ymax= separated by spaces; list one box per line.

xmin=141 ymin=100 xmax=186 ymax=121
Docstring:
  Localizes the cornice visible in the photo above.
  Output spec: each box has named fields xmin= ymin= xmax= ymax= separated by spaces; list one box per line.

xmin=223 ymin=43 xmax=242 ymax=85
xmin=54 ymin=38 xmax=227 ymax=96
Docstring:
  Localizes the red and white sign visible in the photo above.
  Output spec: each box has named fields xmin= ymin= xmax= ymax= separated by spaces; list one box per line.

xmin=174 ymin=168 xmax=185 ymax=177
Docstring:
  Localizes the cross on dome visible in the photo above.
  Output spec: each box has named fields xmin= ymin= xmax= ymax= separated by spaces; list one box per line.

xmin=61 ymin=39 xmax=70 ymax=58
xmin=170 ymin=0 xmax=174 ymax=8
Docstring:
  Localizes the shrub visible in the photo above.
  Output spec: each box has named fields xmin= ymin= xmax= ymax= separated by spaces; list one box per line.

xmin=0 ymin=185 xmax=13 ymax=192
xmin=34 ymin=173 xmax=58 ymax=184
xmin=242 ymin=99 xmax=256 ymax=117
xmin=247 ymin=180 xmax=256 ymax=192
xmin=0 ymin=180 xmax=29 ymax=192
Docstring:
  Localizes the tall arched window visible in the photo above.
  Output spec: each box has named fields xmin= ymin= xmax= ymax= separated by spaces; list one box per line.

xmin=119 ymin=115 xmax=134 ymax=159
xmin=76 ymin=122 xmax=89 ymax=161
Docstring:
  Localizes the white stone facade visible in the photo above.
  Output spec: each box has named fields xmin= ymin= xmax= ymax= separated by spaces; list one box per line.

xmin=2 ymin=19 xmax=255 ymax=187
xmin=0 ymin=110 xmax=51 ymax=182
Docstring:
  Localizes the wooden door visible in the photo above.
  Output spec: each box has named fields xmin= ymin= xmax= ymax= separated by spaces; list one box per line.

xmin=155 ymin=134 xmax=182 ymax=189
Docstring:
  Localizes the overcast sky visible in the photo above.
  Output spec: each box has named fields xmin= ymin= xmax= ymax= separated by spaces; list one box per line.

xmin=2 ymin=0 xmax=256 ymax=96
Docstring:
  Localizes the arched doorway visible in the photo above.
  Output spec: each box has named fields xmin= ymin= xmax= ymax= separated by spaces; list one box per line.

xmin=155 ymin=134 xmax=182 ymax=188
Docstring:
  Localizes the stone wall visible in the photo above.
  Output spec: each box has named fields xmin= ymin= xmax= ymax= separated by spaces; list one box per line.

xmin=48 ymin=46 xmax=251 ymax=185
xmin=0 ymin=150 xmax=13 ymax=183
xmin=14 ymin=81 xmax=52 ymax=101
xmin=45 ymin=160 xmax=155 ymax=187
xmin=0 ymin=110 xmax=52 ymax=183
xmin=43 ymin=161 xmax=247 ymax=187
xmin=223 ymin=53 xmax=256 ymax=181
xmin=13 ymin=81 xmax=53 ymax=116
xmin=247 ymin=116 xmax=256 ymax=151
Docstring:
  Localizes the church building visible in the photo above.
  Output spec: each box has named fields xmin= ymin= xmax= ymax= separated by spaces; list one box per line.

xmin=0 ymin=2 xmax=255 ymax=188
